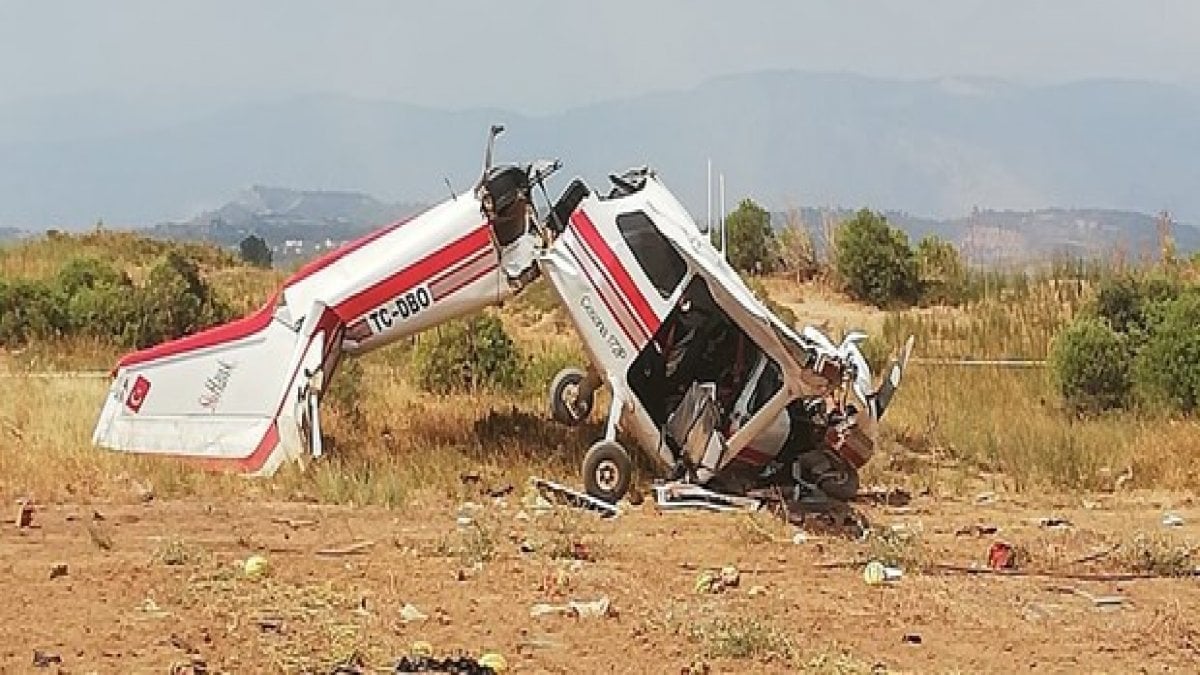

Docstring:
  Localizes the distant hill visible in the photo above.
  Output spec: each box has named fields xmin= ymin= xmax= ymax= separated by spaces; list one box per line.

xmin=3 ymin=71 xmax=1200 ymax=231
xmin=147 ymin=186 xmax=427 ymax=263
xmin=0 ymin=227 xmax=27 ymax=243
xmin=138 ymin=183 xmax=1199 ymax=268
xmin=773 ymin=206 xmax=1200 ymax=263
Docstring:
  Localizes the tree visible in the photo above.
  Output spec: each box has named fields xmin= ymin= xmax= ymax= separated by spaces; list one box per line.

xmin=1050 ymin=317 xmax=1132 ymax=413
xmin=833 ymin=209 xmax=918 ymax=307
xmin=413 ymin=313 xmax=525 ymax=394
xmin=1132 ymin=289 xmax=1200 ymax=413
xmin=239 ymin=234 xmax=273 ymax=268
xmin=777 ymin=209 xmax=820 ymax=283
xmin=721 ymin=198 xmax=778 ymax=275
xmin=915 ymin=235 xmax=966 ymax=304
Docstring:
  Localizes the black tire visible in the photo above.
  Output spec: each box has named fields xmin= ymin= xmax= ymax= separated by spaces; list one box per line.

xmin=548 ymin=367 xmax=593 ymax=426
xmin=817 ymin=464 xmax=861 ymax=502
xmin=582 ymin=440 xmax=632 ymax=504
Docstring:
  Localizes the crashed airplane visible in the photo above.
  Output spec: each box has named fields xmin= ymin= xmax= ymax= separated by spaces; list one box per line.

xmin=93 ymin=126 xmax=912 ymax=503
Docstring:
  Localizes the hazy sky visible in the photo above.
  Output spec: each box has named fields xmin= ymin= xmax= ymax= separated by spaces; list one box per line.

xmin=2 ymin=0 xmax=1197 ymax=113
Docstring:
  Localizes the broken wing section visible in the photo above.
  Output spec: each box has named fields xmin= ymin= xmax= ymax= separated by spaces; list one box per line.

xmin=92 ymin=295 xmax=341 ymax=476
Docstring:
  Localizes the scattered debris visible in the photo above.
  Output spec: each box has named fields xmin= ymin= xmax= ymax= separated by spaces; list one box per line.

xmin=570 ymin=597 xmax=613 ymax=619
xmin=32 ymin=650 xmax=62 ymax=668
xmin=49 ymin=563 xmax=68 ymax=579
xmin=974 ymin=492 xmax=997 ymax=506
xmin=653 ymin=482 xmax=761 ymax=512
xmin=395 ymin=655 xmax=499 ymax=674
xmin=530 ymin=596 xmax=614 ymax=619
xmin=269 ymin=516 xmax=317 ymax=529
xmin=863 ymin=560 xmax=903 ymax=585
xmin=315 ymin=540 xmax=375 ymax=556
xmin=16 ymin=498 xmax=34 ymax=529
xmin=1049 ymin=585 xmax=1130 ymax=609
xmin=1081 ymin=499 xmax=1103 ymax=510
xmin=857 ymin=487 xmax=912 ymax=507
xmin=531 ymin=478 xmax=619 ymax=518
xmin=477 ymin=652 xmax=507 ymax=672
xmin=400 ymin=603 xmax=428 ymax=623
xmin=955 ymin=523 xmax=999 ymax=537
xmin=694 ymin=566 xmax=741 ymax=593
xmin=256 ymin=617 xmax=284 ymax=633
xmin=1071 ymin=543 xmax=1120 ymax=565
xmin=988 ymin=541 xmax=1017 ymax=570
xmin=1162 ymin=513 xmax=1185 ymax=527
xmin=791 ymin=530 xmax=809 ymax=545
xmin=242 ymin=554 xmax=270 ymax=578
xmin=902 ymin=633 xmax=923 ymax=645
xmin=1036 ymin=516 xmax=1072 ymax=529
xmin=748 ymin=585 xmax=767 ymax=598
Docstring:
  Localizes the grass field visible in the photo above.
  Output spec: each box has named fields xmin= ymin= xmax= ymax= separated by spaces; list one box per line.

xmin=2 ymin=233 xmax=1199 ymax=672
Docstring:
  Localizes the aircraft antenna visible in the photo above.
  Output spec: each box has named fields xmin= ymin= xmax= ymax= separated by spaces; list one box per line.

xmin=444 ymin=176 xmax=457 ymax=200
xmin=706 ymin=158 xmax=712 ymax=236
xmin=719 ymin=173 xmax=727 ymax=260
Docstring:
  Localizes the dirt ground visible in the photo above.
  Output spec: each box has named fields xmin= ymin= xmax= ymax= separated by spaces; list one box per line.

xmin=2 ymin=487 xmax=1198 ymax=674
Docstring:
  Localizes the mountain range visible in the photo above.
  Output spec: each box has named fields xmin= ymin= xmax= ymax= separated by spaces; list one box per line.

xmin=2 ymin=70 xmax=1199 ymax=252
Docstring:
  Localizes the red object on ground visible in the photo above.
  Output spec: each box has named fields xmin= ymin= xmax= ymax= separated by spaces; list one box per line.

xmin=988 ymin=541 xmax=1015 ymax=570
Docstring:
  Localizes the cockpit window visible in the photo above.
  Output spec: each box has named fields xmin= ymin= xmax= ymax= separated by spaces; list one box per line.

xmin=616 ymin=211 xmax=687 ymax=299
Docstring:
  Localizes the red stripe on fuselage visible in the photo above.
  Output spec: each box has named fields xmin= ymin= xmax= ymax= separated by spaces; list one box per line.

xmin=560 ymin=235 xmax=642 ymax=345
xmin=333 ymin=224 xmax=491 ymax=321
xmin=570 ymin=210 xmax=660 ymax=336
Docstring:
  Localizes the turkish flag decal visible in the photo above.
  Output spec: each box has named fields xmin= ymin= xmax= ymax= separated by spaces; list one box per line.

xmin=125 ymin=375 xmax=151 ymax=413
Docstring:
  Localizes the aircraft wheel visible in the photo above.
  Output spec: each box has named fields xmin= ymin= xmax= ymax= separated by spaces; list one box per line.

xmin=817 ymin=463 xmax=861 ymax=502
xmin=582 ymin=440 xmax=632 ymax=504
xmin=549 ymin=367 xmax=593 ymax=426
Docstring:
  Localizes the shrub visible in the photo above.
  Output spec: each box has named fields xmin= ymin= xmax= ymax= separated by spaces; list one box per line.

xmin=1091 ymin=274 xmax=1181 ymax=336
xmin=56 ymin=256 xmax=131 ymax=295
xmin=834 ymin=209 xmax=918 ymax=308
xmin=131 ymin=251 xmax=233 ymax=347
xmin=413 ymin=312 xmax=524 ymax=394
xmin=722 ymin=198 xmax=779 ymax=274
xmin=0 ymin=278 xmax=68 ymax=344
xmin=915 ymin=235 xmax=967 ymax=305
xmin=1132 ymin=290 xmax=1200 ymax=413
xmin=1049 ymin=317 xmax=1131 ymax=412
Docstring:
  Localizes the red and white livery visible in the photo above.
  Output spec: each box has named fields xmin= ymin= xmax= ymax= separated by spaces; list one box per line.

xmin=93 ymin=126 xmax=551 ymax=475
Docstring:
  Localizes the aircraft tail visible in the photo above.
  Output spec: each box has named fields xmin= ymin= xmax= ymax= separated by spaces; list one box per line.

xmin=92 ymin=294 xmax=342 ymax=476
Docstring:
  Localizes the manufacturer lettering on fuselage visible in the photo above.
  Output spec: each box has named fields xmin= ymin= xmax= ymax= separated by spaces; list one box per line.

xmin=199 ymin=359 xmax=237 ymax=410
xmin=580 ymin=294 xmax=627 ymax=360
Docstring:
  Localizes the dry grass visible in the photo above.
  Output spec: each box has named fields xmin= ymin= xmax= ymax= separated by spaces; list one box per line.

xmin=2 ymin=233 xmax=1199 ymax=506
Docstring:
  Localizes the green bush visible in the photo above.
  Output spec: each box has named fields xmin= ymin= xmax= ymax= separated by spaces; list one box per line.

xmin=56 ymin=256 xmax=131 ymax=295
xmin=1050 ymin=317 xmax=1132 ymax=412
xmin=1132 ymin=290 xmax=1200 ymax=413
xmin=915 ymin=235 xmax=967 ymax=305
xmin=130 ymin=251 xmax=233 ymax=348
xmin=834 ymin=209 xmax=918 ymax=308
xmin=0 ymin=251 xmax=235 ymax=349
xmin=0 ymin=278 xmax=68 ymax=343
xmin=413 ymin=312 xmax=524 ymax=394
xmin=1090 ymin=274 xmax=1181 ymax=336
xmin=722 ymin=198 xmax=779 ymax=274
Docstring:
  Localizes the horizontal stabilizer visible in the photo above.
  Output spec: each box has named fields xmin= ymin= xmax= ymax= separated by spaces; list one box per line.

xmin=92 ymin=297 xmax=341 ymax=476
